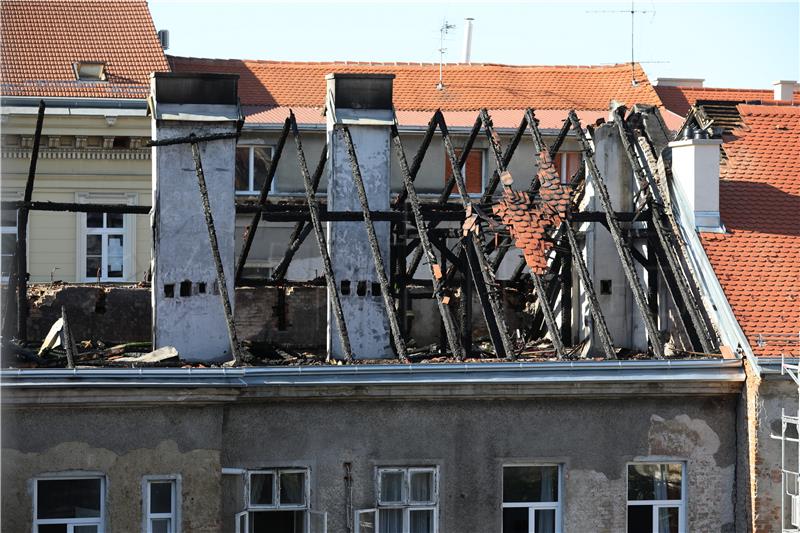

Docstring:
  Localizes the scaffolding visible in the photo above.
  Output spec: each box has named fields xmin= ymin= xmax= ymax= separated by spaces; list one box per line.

xmin=780 ymin=334 xmax=800 ymax=532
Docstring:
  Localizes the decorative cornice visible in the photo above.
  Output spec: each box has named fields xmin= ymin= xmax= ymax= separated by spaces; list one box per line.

xmin=1 ymin=148 xmax=150 ymax=160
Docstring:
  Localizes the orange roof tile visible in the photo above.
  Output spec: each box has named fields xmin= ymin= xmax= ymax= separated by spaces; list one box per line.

xmin=655 ymin=85 xmax=800 ymax=117
xmin=169 ymin=56 xmax=662 ymax=112
xmin=0 ymin=0 xmax=170 ymax=99
xmin=700 ymin=104 xmax=800 ymax=357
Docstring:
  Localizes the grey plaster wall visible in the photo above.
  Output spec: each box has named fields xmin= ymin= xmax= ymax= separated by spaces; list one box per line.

xmin=2 ymin=394 xmax=738 ymax=532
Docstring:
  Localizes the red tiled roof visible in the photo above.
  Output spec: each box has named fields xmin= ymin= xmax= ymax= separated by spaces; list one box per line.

xmin=655 ymin=85 xmax=800 ymax=117
xmin=0 ymin=0 xmax=170 ymax=99
xmin=700 ymin=104 xmax=800 ymax=356
xmin=169 ymin=57 xmax=663 ymax=112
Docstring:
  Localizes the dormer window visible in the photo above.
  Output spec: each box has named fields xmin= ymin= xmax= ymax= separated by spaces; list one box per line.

xmin=74 ymin=61 xmax=107 ymax=81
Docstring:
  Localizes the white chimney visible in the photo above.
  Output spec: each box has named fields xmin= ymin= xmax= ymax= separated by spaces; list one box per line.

xmin=654 ymin=77 xmax=705 ymax=88
xmin=773 ymin=80 xmax=797 ymax=101
xmin=669 ymin=138 xmax=724 ymax=232
xmin=462 ymin=18 xmax=474 ymax=64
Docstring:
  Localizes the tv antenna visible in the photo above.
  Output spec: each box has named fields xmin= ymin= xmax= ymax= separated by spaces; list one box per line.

xmin=587 ymin=1 xmax=653 ymax=86
xmin=437 ymin=19 xmax=456 ymax=91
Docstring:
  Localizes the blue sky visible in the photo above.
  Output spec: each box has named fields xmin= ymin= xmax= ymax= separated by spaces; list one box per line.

xmin=149 ymin=1 xmax=799 ymax=89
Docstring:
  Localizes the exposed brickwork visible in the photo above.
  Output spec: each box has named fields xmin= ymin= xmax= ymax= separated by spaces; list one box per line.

xmin=493 ymin=151 xmax=571 ymax=275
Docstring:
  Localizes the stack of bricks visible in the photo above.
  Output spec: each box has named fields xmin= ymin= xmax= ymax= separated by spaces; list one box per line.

xmin=492 ymin=150 xmax=572 ymax=275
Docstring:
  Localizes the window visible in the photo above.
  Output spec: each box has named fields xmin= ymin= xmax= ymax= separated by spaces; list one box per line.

xmin=1 ymin=201 xmax=18 ymax=282
xmin=74 ymin=62 xmax=107 ymax=81
xmin=143 ymin=476 xmax=180 ymax=533
xmin=237 ymin=468 xmax=325 ymax=533
xmin=627 ymin=463 xmax=685 ymax=533
xmin=502 ymin=465 xmax=561 ymax=533
xmin=444 ymin=148 xmax=485 ymax=195
xmin=34 ymin=476 xmax=105 ymax=532
xmin=553 ymin=152 xmax=581 ymax=185
xmin=357 ymin=467 xmax=438 ymax=533
xmin=76 ymin=193 xmax=136 ymax=282
xmin=236 ymin=146 xmax=274 ymax=195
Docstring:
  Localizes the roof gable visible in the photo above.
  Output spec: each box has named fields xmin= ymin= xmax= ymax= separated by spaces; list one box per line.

xmin=0 ymin=0 xmax=170 ymax=99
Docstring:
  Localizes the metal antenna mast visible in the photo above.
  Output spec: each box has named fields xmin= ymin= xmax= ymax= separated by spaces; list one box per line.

xmin=587 ymin=1 xmax=652 ymax=86
xmin=437 ymin=19 xmax=456 ymax=91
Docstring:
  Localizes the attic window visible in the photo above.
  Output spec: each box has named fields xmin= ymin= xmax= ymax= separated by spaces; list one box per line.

xmin=74 ymin=62 xmax=107 ymax=81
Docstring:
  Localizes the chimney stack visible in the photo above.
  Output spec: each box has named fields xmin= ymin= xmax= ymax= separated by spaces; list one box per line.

xmin=462 ymin=18 xmax=474 ymax=64
xmin=653 ymin=77 xmax=704 ymax=88
xmin=773 ymin=80 xmax=797 ymax=102
xmin=668 ymin=137 xmax=724 ymax=232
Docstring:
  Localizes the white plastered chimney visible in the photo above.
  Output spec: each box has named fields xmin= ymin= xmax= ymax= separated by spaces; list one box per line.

xmin=669 ymin=138 xmax=724 ymax=232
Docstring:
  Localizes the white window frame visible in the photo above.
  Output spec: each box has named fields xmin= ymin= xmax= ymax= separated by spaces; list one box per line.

xmin=626 ymin=461 xmax=687 ymax=533
xmin=501 ymin=464 xmax=563 ymax=533
xmin=1 ymin=191 xmax=22 ymax=283
xmin=241 ymin=468 xmax=321 ymax=533
xmin=142 ymin=475 xmax=181 ymax=533
xmin=33 ymin=474 xmax=105 ymax=533
xmin=236 ymin=145 xmax=275 ymax=196
xmin=76 ymin=192 xmax=136 ymax=282
xmin=366 ymin=466 xmax=439 ymax=533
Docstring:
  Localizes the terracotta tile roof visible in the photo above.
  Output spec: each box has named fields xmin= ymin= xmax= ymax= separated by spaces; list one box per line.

xmin=169 ymin=56 xmax=662 ymax=112
xmin=0 ymin=0 xmax=169 ymax=99
xmin=655 ymin=85 xmax=800 ymax=117
xmin=494 ymin=151 xmax=571 ymax=275
xmin=700 ymin=104 xmax=800 ymax=356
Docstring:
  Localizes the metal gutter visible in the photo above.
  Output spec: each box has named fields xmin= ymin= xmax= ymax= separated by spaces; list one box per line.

xmin=0 ymin=359 xmax=743 ymax=388
xmin=668 ymin=173 xmax=757 ymax=372
xmin=1 ymin=96 xmax=147 ymax=110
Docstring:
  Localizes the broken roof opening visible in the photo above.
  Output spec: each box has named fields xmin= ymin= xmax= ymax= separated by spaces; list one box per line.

xmin=73 ymin=61 xmax=107 ymax=81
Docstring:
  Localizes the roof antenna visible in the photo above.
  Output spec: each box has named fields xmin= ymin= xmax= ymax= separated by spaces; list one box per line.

xmin=587 ymin=1 xmax=652 ymax=86
xmin=437 ymin=19 xmax=456 ymax=91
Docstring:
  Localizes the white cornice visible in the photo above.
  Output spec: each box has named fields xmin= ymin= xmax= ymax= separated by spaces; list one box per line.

xmin=2 ymin=148 xmax=150 ymax=160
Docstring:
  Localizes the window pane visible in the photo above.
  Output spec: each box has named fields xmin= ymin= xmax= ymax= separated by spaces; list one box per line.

xmin=380 ymin=471 xmax=404 ymax=503
xmin=536 ymin=509 xmax=556 ymax=533
xmin=150 ymin=481 xmax=173 ymax=513
xmin=86 ymin=234 xmax=102 ymax=255
xmin=235 ymin=147 xmax=250 ymax=191
xmin=107 ymin=235 xmax=124 ymax=278
xmin=250 ymin=473 xmax=274 ymax=505
xmin=253 ymin=147 xmax=271 ymax=193
xmin=151 ymin=518 xmax=170 ymax=533
xmin=1 ymin=209 xmax=16 ymax=227
xmin=37 ymin=478 xmax=102 ymax=519
xmin=502 ymin=507 xmax=528 ymax=533
xmin=74 ymin=527 xmax=99 ymax=533
xmin=252 ymin=510 xmax=305 ymax=533
xmin=409 ymin=509 xmax=433 ymax=533
xmin=628 ymin=464 xmax=682 ymax=501
xmin=627 ymin=505 xmax=653 ymax=533
xmin=38 ymin=526 xmax=67 ymax=533
xmin=1 ymin=233 xmax=15 ymax=255
xmin=1 ymin=253 xmax=12 ymax=277
xmin=503 ymin=466 xmax=559 ymax=503
xmin=280 ymin=471 xmax=305 ymax=505
xmin=107 ymin=212 xmax=123 ymax=228
xmin=378 ymin=508 xmax=403 ymax=533
xmin=86 ymin=256 xmax=101 ymax=278
xmin=409 ymin=471 xmax=433 ymax=503
xmin=658 ymin=507 xmax=679 ymax=533
xmin=86 ymin=212 xmax=103 ymax=228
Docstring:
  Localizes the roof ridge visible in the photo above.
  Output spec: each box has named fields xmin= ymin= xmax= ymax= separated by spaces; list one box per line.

xmin=168 ymin=55 xmax=641 ymax=71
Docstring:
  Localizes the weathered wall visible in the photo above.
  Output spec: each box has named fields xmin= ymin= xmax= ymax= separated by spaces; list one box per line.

xmin=15 ymin=284 xmax=523 ymax=349
xmin=2 ymin=392 xmax=738 ymax=532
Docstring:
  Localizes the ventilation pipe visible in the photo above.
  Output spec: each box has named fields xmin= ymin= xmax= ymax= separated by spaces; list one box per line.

xmin=462 ymin=18 xmax=474 ymax=64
